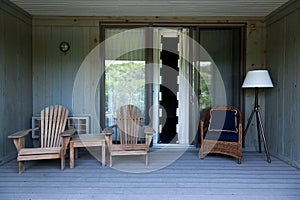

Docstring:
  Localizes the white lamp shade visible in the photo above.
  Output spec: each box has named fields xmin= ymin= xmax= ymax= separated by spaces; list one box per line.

xmin=242 ymin=70 xmax=274 ymax=88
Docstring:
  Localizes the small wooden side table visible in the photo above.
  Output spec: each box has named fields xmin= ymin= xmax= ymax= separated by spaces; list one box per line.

xmin=70 ymin=134 xmax=106 ymax=168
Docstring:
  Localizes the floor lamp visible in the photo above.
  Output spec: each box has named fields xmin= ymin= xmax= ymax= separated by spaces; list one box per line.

xmin=242 ymin=70 xmax=274 ymax=163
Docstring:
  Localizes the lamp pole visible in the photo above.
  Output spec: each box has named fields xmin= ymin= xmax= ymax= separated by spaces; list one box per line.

xmin=243 ymin=87 xmax=271 ymax=163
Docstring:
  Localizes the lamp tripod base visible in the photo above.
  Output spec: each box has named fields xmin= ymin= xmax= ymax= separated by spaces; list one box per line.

xmin=243 ymin=88 xmax=271 ymax=163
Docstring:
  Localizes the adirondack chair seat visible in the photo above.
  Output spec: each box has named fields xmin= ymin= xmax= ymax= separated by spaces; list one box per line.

xmin=104 ymin=125 xmax=154 ymax=167
xmin=8 ymin=105 xmax=76 ymax=174
xmin=110 ymin=144 xmax=149 ymax=152
xmin=17 ymin=147 xmax=62 ymax=160
xmin=103 ymin=105 xmax=155 ymax=167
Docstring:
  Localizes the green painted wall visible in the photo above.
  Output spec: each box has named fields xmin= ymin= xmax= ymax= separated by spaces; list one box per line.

xmin=0 ymin=0 xmax=32 ymax=164
xmin=266 ymin=0 xmax=300 ymax=168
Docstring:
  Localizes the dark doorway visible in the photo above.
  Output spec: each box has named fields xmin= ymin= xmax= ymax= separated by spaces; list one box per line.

xmin=159 ymin=36 xmax=179 ymax=144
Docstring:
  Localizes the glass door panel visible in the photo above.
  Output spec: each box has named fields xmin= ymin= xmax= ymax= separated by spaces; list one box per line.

xmin=103 ymin=28 xmax=146 ymax=141
xmin=199 ymin=29 xmax=241 ymax=109
xmin=193 ymin=28 xmax=242 ymax=146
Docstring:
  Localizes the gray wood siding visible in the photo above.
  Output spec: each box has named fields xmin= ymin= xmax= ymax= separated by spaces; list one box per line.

xmin=266 ymin=1 xmax=300 ymax=168
xmin=0 ymin=0 xmax=32 ymax=164
xmin=241 ymin=21 xmax=267 ymax=150
xmin=32 ymin=23 xmax=99 ymax=115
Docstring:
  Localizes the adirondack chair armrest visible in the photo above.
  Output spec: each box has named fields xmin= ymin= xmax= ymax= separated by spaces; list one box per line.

xmin=143 ymin=125 xmax=155 ymax=135
xmin=60 ymin=127 xmax=76 ymax=156
xmin=143 ymin=126 xmax=155 ymax=146
xmin=8 ymin=127 xmax=39 ymax=139
xmin=102 ymin=127 xmax=114 ymax=152
xmin=8 ymin=127 xmax=39 ymax=151
xmin=106 ymin=124 xmax=117 ymax=130
xmin=102 ymin=127 xmax=115 ymax=135
xmin=104 ymin=134 xmax=112 ymax=152
xmin=60 ymin=126 xmax=76 ymax=137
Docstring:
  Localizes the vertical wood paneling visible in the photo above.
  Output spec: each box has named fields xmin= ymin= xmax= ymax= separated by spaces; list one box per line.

xmin=60 ymin=26 xmax=74 ymax=111
xmin=244 ymin=21 xmax=266 ymax=151
xmin=49 ymin=27 xmax=62 ymax=105
xmin=32 ymin=26 xmax=50 ymax=112
xmin=44 ymin=27 xmax=57 ymax=107
xmin=4 ymin=11 xmax=22 ymax=156
xmin=266 ymin=19 xmax=285 ymax=155
xmin=0 ymin=8 xmax=5 ymax=161
xmin=17 ymin=14 xmax=32 ymax=134
xmin=69 ymin=26 xmax=86 ymax=115
xmin=32 ymin=22 xmax=100 ymax=121
xmin=0 ymin=2 xmax=32 ymax=163
xmin=71 ymin=26 xmax=100 ymax=116
xmin=90 ymin=26 xmax=101 ymax=130
xmin=284 ymin=11 xmax=298 ymax=158
xmin=294 ymin=9 xmax=300 ymax=164
xmin=266 ymin=1 xmax=300 ymax=167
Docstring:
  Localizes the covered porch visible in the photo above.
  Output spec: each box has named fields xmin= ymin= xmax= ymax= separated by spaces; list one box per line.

xmin=1 ymin=0 xmax=300 ymax=199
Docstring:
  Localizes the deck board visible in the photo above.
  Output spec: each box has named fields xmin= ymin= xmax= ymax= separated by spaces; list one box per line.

xmin=0 ymin=148 xmax=299 ymax=200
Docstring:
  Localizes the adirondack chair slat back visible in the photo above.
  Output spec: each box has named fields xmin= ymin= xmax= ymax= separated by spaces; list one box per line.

xmin=40 ymin=105 xmax=68 ymax=148
xmin=116 ymin=105 xmax=142 ymax=145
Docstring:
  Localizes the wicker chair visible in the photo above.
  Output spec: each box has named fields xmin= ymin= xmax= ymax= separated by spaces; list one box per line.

xmin=199 ymin=106 xmax=242 ymax=164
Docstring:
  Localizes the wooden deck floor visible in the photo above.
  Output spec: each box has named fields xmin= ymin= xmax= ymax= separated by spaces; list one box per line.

xmin=0 ymin=148 xmax=300 ymax=200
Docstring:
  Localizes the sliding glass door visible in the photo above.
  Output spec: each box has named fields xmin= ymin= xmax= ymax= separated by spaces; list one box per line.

xmin=198 ymin=28 xmax=242 ymax=108
xmin=193 ymin=28 xmax=243 ymax=146
xmin=100 ymin=25 xmax=244 ymax=146
xmin=102 ymin=28 xmax=147 ymax=133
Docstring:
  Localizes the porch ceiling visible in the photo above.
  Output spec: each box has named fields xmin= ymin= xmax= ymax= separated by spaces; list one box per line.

xmin=9 ymin=0 xmax=289 ymax=17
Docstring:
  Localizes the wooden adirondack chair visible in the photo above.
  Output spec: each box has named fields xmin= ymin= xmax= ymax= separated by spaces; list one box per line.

xmin=104 ymin=105 xmax=155 ymax=167
xmin=8 ymin=105 xmax=76 ymax=174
